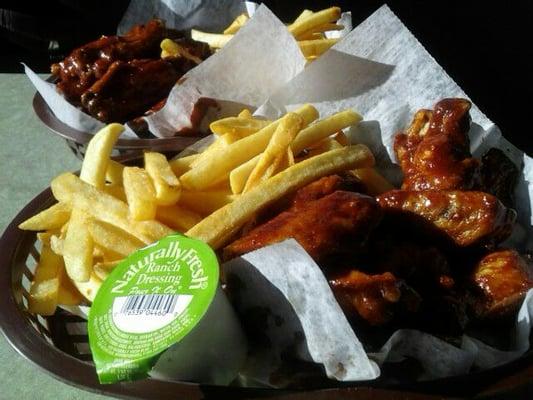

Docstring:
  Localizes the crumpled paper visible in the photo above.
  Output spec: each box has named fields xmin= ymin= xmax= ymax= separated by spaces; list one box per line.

xmin=221 ymin=4 xmax=533 ymax=386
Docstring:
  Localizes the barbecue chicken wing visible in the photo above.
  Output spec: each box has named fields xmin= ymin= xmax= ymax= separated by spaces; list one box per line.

xmin=51 ymin=19 xmax=210 ymax=123
xmin=394 ymin=98 xmax=479 ymax=191
xmin=224 ymin=190 xmax=382 ymax=263
xmin=328 ymin=270 xmax=421 ymax=326
xmin=377 ymin=190 xmax=516 ymax=247
xmin=470 ymin=249 xmax=533 ymax=319
xmin=478 ymin=148 xmax=519 ymax=208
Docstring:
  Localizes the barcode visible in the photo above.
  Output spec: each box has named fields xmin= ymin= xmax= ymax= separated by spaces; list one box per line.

xmin=120 ymin=294 xmax=179 ymax=316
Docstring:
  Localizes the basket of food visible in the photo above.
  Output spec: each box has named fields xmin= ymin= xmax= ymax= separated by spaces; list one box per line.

xmin=29 ymin=1 xmax=347 ymax=160
xmin=3 ymin=3 xmax=533 ymax=399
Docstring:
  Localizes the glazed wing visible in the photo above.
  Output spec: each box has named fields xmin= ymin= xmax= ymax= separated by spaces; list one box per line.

xmin=377 ymin=190 xmax=516 ymax=247
xmin=80 ymin=59 xmax=181 ymax=123
xmin=328 ymin=270 xmax=420 ymax=326
xmin=394 ymin=98 xmax=479 ymax=191
xmin=224 ymin=191 xmax=382 ymax=263
xmin=52 ymin=20 xmax=169 ymax=103
xmin=470 ymin=249 xmax=533 ymax=319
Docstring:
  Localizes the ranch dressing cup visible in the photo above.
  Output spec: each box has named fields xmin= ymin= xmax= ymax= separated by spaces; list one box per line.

xmin=88 ymin=233 xmax=247 ymax=384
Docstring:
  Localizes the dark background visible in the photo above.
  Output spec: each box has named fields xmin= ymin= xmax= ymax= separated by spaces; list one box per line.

xmin=1 ymin=0 xmax=532 ymax=155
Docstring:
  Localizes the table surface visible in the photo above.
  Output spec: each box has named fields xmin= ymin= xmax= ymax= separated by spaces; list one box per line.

xmin=0 ymin=73 xmax=111 ymax=399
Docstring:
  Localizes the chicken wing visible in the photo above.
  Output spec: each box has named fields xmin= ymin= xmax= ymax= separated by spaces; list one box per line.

xmin=470 ymin=249 xmax=533 ymax=319
xmin=224 ymin=191 xmax=382 ymax=263
xmin=328 ymin=270 xmax=420 ymax=326
xmin=377 ymin=190 xmax=516 ymax=247
xmin=394 ymin=98 xmax=479 ymax=191
xmin=80 ymin=59 xmax=181 ymax=123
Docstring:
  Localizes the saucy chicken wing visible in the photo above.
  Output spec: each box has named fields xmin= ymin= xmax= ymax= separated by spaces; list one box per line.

xmin=478 ymin=148 xmax=519 ymax=208
xmin=377 ymin=190 xmax=516 ymax=247
xmin=470 ymin=249 xmax=533 ymax=319
xmin=224 ymin=191 xmax=382 ymax=263
xmin=394 ymin=98 xmax=479 ymax=191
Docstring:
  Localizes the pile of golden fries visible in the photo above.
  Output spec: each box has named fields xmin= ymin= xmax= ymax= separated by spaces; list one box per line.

xmin=20 ymin=104 xmax=394 ymax=315
xmin=187 ymin=7 xmax=343 ymax=61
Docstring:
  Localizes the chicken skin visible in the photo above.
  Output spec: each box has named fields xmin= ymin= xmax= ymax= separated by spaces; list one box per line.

xmin=394 ymin=98 xmax=479 ymax=191
xmin=377 ymin=190 xmax=515 ymax=247
xmin=470 ymin=249 xmax=533 ymax=319
xmin=224 ymin=191 xmax=382 ymax=263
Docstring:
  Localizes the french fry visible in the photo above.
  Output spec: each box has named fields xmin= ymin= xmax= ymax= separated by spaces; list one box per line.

xmin=291 ymin=109 xmax=362 ymax=154
xmin=103 ymin=183 xmax=127 ymax=202
xmin=181 ymin=104 xmax=318 ymax=190
xmin=50 ymin=234 xmax=64 ymax=256
xmin=351 ymin=168 xmax=395 ymax=196
xmin=243 ymin=112 xmax=303 ymax=192
xmin=292 ymin=9 xmax=314 ymax=25
xmin=57 ymin=266 xmax=84 ymax=306
xmin=145 ymin=152 xmax=181 ymax=205
xmin=51 ymin=173 xmax=173 ymax=244
xmin=28 ymin=278 xmax=60 ymax=315
xmin=123 ymin=167 xmax=157 ymax=221
xmin=63 ymin=208 xmax=93 ymax=282
xmin=80 ymin=123 xmax=124 ymax=189
xmin=72 ymin=273 xmax=103 ymax=302
xmin=37 ymin=230 xmax=57 ymax=246
xmin=305 ymin=138 xmax=343 ymax=158
xmin=333 ymin=131 xmax=350 ymax=146
xmin=230 ymin=155 xmax=259 ymax=194
xmin=210 ymin=116 xmax=271 ymax=137
xmin=88 ymin=219 xmax=144 ymax=258
xmin=160 ymin=38 xmax=203 ymax=63
xmin=106 ymin=160 xmax=125 ymax=185
xmin=238 ymin=108 xmax=253 ymax=118
xmin=294 ymin=23 xmax=343 ymax=40
xmin=191 ymin=30 xmax=233 ymax=48
xmin=156 ymin=204 xmax=202 ymax=231
xmin=190 ymin=138 xmax=228 ymax=169
xmin=179 ymin=190 xmax=235 ymax=215
xmin=223 ymin=13 xmax=249 ymax=34
xmin=186 ymin=145 xmax=375 ymax=249
xmin=169 ymin=153 xmax=199 ymax=176
xmin=298 ymin=38 xmax=338 ymax=58
xmin=288 ymin=7 xmax=341 ymax=38
xmin=94 ymin=261 xmax=121 ymax=281
xmin=18 ymin=202 xmax=70 ymax=231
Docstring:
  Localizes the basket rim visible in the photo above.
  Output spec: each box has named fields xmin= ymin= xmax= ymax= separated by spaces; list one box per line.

xmin=32 ymin=80 xmax=204 ymax=151
xmin=1 ymin=186 xmax=532 ymax=399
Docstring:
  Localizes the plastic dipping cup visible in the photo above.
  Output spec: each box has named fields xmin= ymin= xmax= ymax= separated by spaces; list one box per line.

xmin=88 ymin=233 xmax=247 ymax=385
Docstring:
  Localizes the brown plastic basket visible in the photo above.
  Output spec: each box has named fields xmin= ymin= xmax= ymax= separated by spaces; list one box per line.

xmin=1 ymin=183 xmax=533 ymax=399
xmin=32 ymin=89 xmax=204 ymax=160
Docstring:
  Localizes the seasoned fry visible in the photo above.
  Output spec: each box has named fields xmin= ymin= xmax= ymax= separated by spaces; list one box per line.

xmin=88 ymin=219 xmax=144 ymax=258
xmin=123 ymin=167 xmax=157 ymax=221
xmin=169 ymin=153 xmax=199 ymax=176
xmin=191 ymin=30 xmax=233 ymax=48
xmin=63 ymin=208 xmax=93 ymax=282
xmin=223 ymin=13 xmax=249 ymax=34
xmin=72 ymin=273 xmax=103 ymax=302
xmin=298 ymin=38 xmax=338 ymax=58
xmin=106 ymin=160 xmax=125 ymax=185
xmin=80 ymin=123 xmax=124 ymax=188
xmin=291 ymin=109 xmax=362 ymax=154
xmin=186 ymin=145 xmax=375 ymax=249
xmin=351 ymin=168 xmax=395 ymax=196
xmin=94 ymin=261 xmax=121 ymax=281
xmin=57 ymin=266 xmax=84 ymax=305
xmin=288 ymin=7 xmax=341 ymax=37
xmin=243 ymin=112 xmax=303 ymax=192
xmin=145 ymin=152 xmax=181 ymax=205
xmin=103 ymin=183 xmax=127 ymax=202
xmin=181 ymin=104 xmax=318 ymax=190
xmin=210 ymin=116 xmax=271 ymax=137
xmin=179 ymin=190 xmax=235 ymax=215
xmin=51 ymin=173 xmax=173 ymax=244
xmin=156 ymin=204 xmax=202 ymax=231
xmin=18 ymin=202 xmax=70 ymax=231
